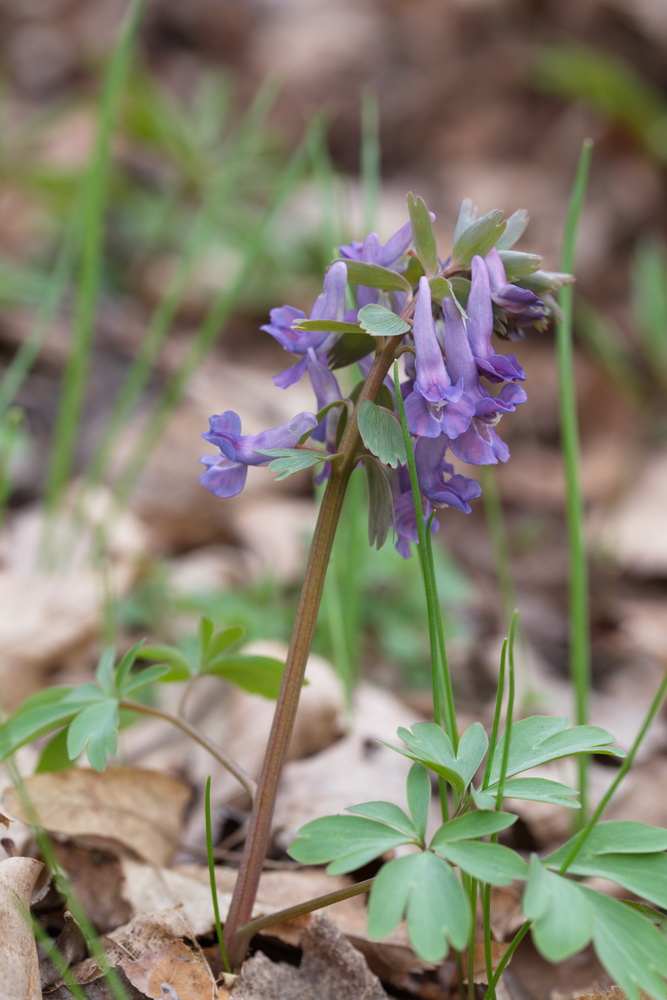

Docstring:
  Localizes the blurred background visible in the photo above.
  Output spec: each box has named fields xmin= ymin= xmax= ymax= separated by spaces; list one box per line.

xmin=0 ymin=0 xmax=666 ymax=765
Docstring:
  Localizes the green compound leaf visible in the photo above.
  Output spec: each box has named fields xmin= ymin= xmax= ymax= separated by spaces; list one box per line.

xmin=113 ymin=640 xmax=146 ymax=692
xmin=407 ymin=193 xmax=438 ymax=276
xmin=120 ymin=664 xmax=171 ymax=696
xmin=200 ymin=654 xmax=285 ymax=699
xmin=548 ymin=851 xmax=667 ymax=913
xmin=66 ymin=699 xmax=119 ymax=771
xmin=436 ymin=840 xmax=527 ymax=885
xmin=363 ymin=456 xmax=394 ymax=550
xmin=487 ymin=716 xmax=623 ymax=785
xmin=346 ymin=801 xmax=417 ymax=839
xmin=328 ymin=331 xmax=376 ymax=369
xmin=406 ymin=763 xmax=431 ymax=842
xmin=523 ymin=857 xmax=594 ymax=962
xmin=367 ymin=851 xmax=470 ymax=962
xmin=203 ymin=625 xmax=246 ymax=663
xmin=35 ymin=728 xmax=75 ymax=774
xmin=383 ymin=722 xmax=488 ymax=795
xmin=358 ymin=304 xmax=411 ymax=338
xmin=473 ymin=777 xmax=580 ymax=810
xmin=548 ymin=820 xmax=667 ymax=860
xmin=257 ymin=448 xmax=337 ymax=481
xmin=430 ymin=810 xmax=517 ymax=848
xmin=582 ymin=886 xmax=667 ymax=1000
xmin=337 ymin=259 xmax=413 ymax=295
xmin=292 ymin=319 xmax=365 ymax=335
xmin=498 ymin=250 xmax=542 ymax=280
xmin=0 ymin=686 xmax=101 ymax=760
xmin=358 ymin=399 xmax=407 ymax=469
xmin=287 ymin=814 xmax=416 ymax=876
xmin=137 ymin=643 xmax=194 ymax=681
xmin=95 ymin=647 xmax=116 ymax=696
xmin=451 ymin=210 xmax=507 ymax=270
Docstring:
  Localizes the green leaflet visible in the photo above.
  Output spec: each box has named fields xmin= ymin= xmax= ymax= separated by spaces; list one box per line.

xmin=287 ymin=814 xmax=415 ymax=876
xmin=357 ymin=399 xmax=407 ymax=469
xmin=358 ymin=304 xmax=411 ymax=338
xmin=382 ymin=721 xmax=488 ymax=795
xmin=407 ymin=193 xmax=438 ymax=276
xmin=435 ymin=840 xmax=527 ymax=886
xmin=430 ymin=810 xmax=517 ymax=847
xmin=523 ymin=857 xmax=594 ymax=962
xmin=451 ymin=210 xmax=507 ymax=269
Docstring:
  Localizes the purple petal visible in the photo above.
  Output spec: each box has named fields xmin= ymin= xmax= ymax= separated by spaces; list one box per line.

xmin=199 ymin=457 xmax=248 ymax=498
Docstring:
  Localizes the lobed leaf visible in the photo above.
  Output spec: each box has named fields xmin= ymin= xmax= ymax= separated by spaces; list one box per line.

xmin=346 ymin=801 xmax=417 ymax=838
xmin=407 ymin=193 xmax=438 ymax=276
xmin=358 ymin=303 xmax=411 ymax=338
xmin=113 ymin=641 xmax=146 ymax=692
xmin=288 ymin=814 xmax=414 ymax=876
xmin=436 ymin=840 xmax=527 ymax=885
xmin=358 ymin=399 xmax=407 ymax=469
xmin=328 ymin=331 xmax=376 ymax=369
xmin=363 ymin=456 xmax=394 ymax=550
xmin=137 ymin=643 xmax=193 ymax=681
xmin=523 ymin=857 xmax=594 ymax=962
xmin=495 ymin=209 xmax=529 ymax=250
xmin=204 ymin=625 xmax=246 ymax=663
xmin=383 ymin=722 xmax=488 ymax=795
xmin=451 ymin=210 xmax=506 ymax=270
xmin=202 ymin=654 xmax=285 ymax=699
xmin=553 ymin=853 xmax=667 ymax=912
xmin=430 ymin=810 xmax=517 ymax=848
xmin=367 ymin=851 xmax=470 ymax=962
xmin=337 ymin=259 xmax=413 ymax=295
xmin=548 ymin=820 xmax=667 ymax=860
xmin=66 ymin=700 xmax=119 ymax=771
xmin=120 ymin=663 xmax=171 ymax=696
xmin=406 ymin=763 xmax=431 ymax=842
xmin=474 ymin=777 xmax=580 ymax=809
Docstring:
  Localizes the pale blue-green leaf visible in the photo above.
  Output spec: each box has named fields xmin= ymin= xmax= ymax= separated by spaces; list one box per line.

xmin=363 ymin=456 xmax=393 ymax=550
xmin=551 ymin=820 xmax=667 ymax=859
xmin=561 ymin=853 xmax=667 ymax=911
xmin=204 ymin=625 xmax=245 ymax=662
xmin=120 ymin=663 xmax=171 ymax=696
xmin=495 ymin=209 xmax=529 ymax=250
xmin=430 ymin=810 xmax=517 ymax=848
xmin=35 ymin=728 xmax=76 ymax=774
xmin=287 ymin=815 xmax=413 ymax=875
xmin=95 ymin=646 xmax=116 ymax=696
xmin=358 ymin=400 xmax=407 ymax=469
xmin=337 ymin=259 xmax=413 ymax=295
xmin=482 ymin=777 xmax=580 ymax=809
xmin=488 ymin=716 xmax=623 ymax=784
xmin=498 ymin=250 xmax=542 ymax=280
xmin=451 ymin=210 xmax=506 ymax=269
xmin=264 ymin=450 xmax=335 ymax=481
xmin=198 ymin=617 xmax=215 ymax=657
xmin=383 ymin=722 xmax=487 ymax=795
xmin=346 ymin=801 xmax=417 ymax=839
xmin=358 ymin=304 xmax=411 ymax=338
xmin=406 ymin=763 xmax=431 ymax=842
xmin=0 ymin=687 xmax=97 ymax=759
xmin=137 ymin=644 xmax=193 ymax=681
xmin=524 ymin=858 xmax=594 ymax=962
xmin=583 ymin=887 xmax=667 ymax=1000
xmin=407 ymin=193 xmax=438 ymax=276
xmin=292 ymin=319 xmax=365 ymax=335
xmin=328 ymin=332 xmax=376 ymax=370
xmin=452 ymin=198 xmax=477 ymax=245
xmin=113 ymin=640 xmax=145 ymax=692
xmin=368 ymin=852 xmax=470 ymax=961
xmin=202 ymin=655 xmax=285 ymax=699
xmin=66 ymin=700 xmax=119 ymax=771
xmin=517 ymin=270 xmax=574 ymax=293
xmin=449 ymin=276 xmax=470 ymax=307
xmin=437 ymin=840 xmax=527 ymax=885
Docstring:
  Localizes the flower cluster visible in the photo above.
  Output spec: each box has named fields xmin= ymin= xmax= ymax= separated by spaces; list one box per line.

xmin=200 ymin=196 xmax=570 ymax=556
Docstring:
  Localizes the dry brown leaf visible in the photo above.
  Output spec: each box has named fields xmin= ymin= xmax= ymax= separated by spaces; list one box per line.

xmin=2 ymin=768 xmax=190 ymax=865
xmin=0 ymin=855 xmax=44 ymax=1000
xmin=594 ymin=451 xmax=667 ymax=576
xmin=120 ymin=938 xmax=222 ymax=1000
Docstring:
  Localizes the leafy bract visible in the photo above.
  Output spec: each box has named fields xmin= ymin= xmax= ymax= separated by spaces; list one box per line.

xmin=257 ymin=447 xmax=336 ymax=481
xmin=367 ymin=852 xmax=470 ymax=962
xmin=473 ymin=777 xmax=580 ymax=810
xmin=498 ymin=250 xmax=542 ymax=280
xmin=358 ymin=304 xmax=411 ymax=338
xmin=287 ymin=814 xmax=415 ymax=876
xmin=358 ymin=400 xmax=407 ymax=469
xmin=407 ymin=193 xmax=438 ymax=276
xmin=435 ymin=840 xmax=527 ymax=885
xmin=495 ymin=208 xmax=529 ymax=250
xmin=583 ymin=887 xmax=667 ymax=1000
xmin=487 ymin=716 xmax=623 ymax=784
xmin=430 ymin=810 xmax=517 ymax=847
xmin=292 ymin=319 xmax=364 ymax=335
xmin=383 ymin=722 xmax=488 ymax=795
xmin=523 ymin=857 xmax=594 ymax=962
xmin=451 ymin=210 xmax=506 ymax=269
xmin=338 ymin=259 xmax=413 ymax=295
xmin=328 ymin=332 xmax=376 ymax=369
xmin=363 ymin=456 xmax=393 ymax=550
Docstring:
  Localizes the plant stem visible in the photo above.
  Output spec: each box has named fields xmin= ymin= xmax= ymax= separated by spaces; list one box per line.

xmin=119 ymin=700 xmax=256 ymax=800
xmin=223 ymin=334 xmax=406 ymax=969
xmin=232 ymin=878 xmax=374 ymax=958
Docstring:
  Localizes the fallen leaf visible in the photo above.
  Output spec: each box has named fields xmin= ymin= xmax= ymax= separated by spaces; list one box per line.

xmin=2 ymin=768 xmax=190 ymax=865
xmin=0 ymin=855 xmax=43 ymax=1000
xmin=120 ymin=938 xmax=221 ymax=1000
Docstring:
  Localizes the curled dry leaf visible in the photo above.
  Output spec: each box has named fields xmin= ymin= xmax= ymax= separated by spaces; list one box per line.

xmin=0 ymin=855 xmax=44 ymax=1000
xmin=2 ymin=768 xmax=190 ymax=865
xmin=120 ymin=938 xmax=222 ymax=1000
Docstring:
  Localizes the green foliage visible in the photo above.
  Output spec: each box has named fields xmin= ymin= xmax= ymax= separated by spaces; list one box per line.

xmin=357 ymin=399 xmax=407 ymax=469
xmin=451 ymin=208 xmax=507 ymax=270
xmin=338 ymin=258 xmax=413 ymax=294
xmin=357 ymin=303 xmax=411 ymax=338
xmin=256 ymin=446 xmax=339 ymax=481
xmin=407 ymin=192 xmax=438 ymax=277
xmin=523 ymin=857 xmax=594 ymax=962
xmin=382 ymin=721 xmax=488 ymax=794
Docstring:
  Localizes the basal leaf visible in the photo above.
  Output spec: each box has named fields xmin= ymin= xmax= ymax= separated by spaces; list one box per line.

xmin=198 ymin=617 xmax=216 ymax=656
xmin=95 ymin=647 xmax=116 ymax=696
xmin=477 ymin=777 xmax=580 ymax=809
xmin=66 ymin=700 xmax=119 ymax=771
xmin=137 ymin=644 xmax=193 ymax=681
xmin=346 ymin=801 xmax=417 ymax=838
xmin=488 ymin=716 xmax=623 ymax=784
xmin=0 ymin=688 xmax=94 ymax=759
xmin=337 ymin=259 xmax=413 ymax=295
xmin=113 ymin=640 xmax=145 ymax=692
xmin=550 ymin=821 xmax=667 ymax=860
xmin=204 ymin=625 xmax=246 ymax=662
xmin=358 ymin=304 xmax=411 ymax=338
xmin=523 ymin=858 xmax=594 ymax=962
xmin=451 ymin=210 xmax=506 ymax=270
xmin=430 ymin=810 xmax=517 ymax=848
xmin=363 ymin=456 xmax=393 ymax=549
xmin=383 ymin=722 xmax=488 ymax=795
xmin=559 ymin=853 xmax=667 ymax=911
xmin=288 ymin=814 xmax=414 ymax=876
xmin=358 ymin=399 xmax=407 ymax=469
xmin=407 ymin=193 xmax=438 ymax=276
xmin=120 ymin=663 xmax=171 ymax=696
xmin=368 ymin=851 xmax=470 ymax=962
xmin=436 ymin=840 xmax=527 ymax=885
xmin=35 ymin=728 xmax=76 ymax=774
xmin=203 ymin=654 xmax=285 ymax=699
xmin=406 ymin=763 xmax=431 ymax=842
xmin=583 ymin=887 xmax=667 ymax=1000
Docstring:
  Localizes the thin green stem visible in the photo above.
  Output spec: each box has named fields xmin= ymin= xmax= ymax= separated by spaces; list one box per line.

xmin=467 ymin=877 xmax=478 ymax=1000
xmin=481 ymin=638 xmax=508 ymax=790
xmin=555 ymin=139 xmax=593 ymax=825
xmin=484 ymin=922 xmax=531 ymax=1000
xmin=479 ymin=467 xmax=518 ymax=629
xmin=119 ymin=700 xmax=256 ymax=799
xmin=205 ymin=777 xmax=231 ymax=973
xmin=494 ymin=611 xmax=518 ymax=811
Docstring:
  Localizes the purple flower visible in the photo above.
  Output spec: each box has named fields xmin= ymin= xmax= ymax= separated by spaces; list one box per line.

xmin=305 ymin=348 xmax=343 ymax=449
xmin=467 ymin=256 xmax=525 ymax=383
xmin=339 ymin=220 xmax=414 ymax=307
xmin=442 ymin=297 xmax=526 ymax=466
xmin=404 ymin=277 xmax=474 ymax=439
xmin=199 ymin=410 xmax=319 ymax=498
xmin=485 ymin=248 xmax=547 ymax=328
xmin=262 ymin=261 xmax=348 ymax=388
